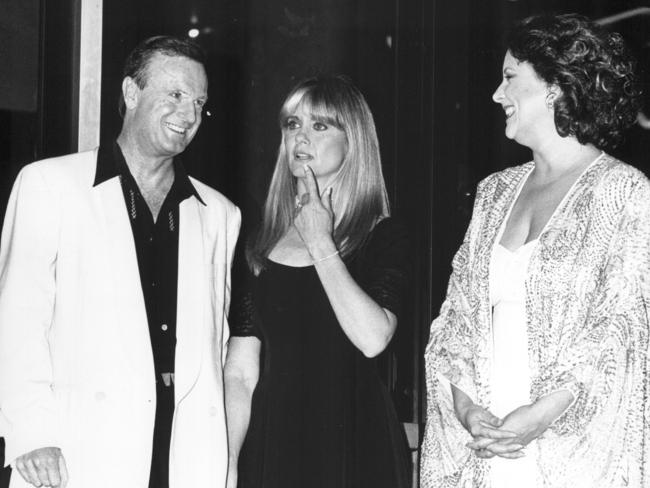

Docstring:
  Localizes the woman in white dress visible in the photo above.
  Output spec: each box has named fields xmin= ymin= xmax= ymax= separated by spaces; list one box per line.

xmin=420 ymin=14 xmax=650 ymax=488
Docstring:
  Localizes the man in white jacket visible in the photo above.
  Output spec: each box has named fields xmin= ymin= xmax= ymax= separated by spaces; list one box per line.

xmin=0 ymin=36 xmax=240 ymax=488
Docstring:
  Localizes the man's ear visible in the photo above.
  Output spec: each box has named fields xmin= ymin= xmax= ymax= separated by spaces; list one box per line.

xmin=122 ymin=76 xmax=140 ymax=111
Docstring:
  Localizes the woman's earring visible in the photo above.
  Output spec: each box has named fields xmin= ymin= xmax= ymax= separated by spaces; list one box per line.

xmin=546 ymin=97 xmax=554 ymax=110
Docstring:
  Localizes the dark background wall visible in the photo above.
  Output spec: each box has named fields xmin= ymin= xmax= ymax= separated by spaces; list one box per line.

xmin=0 ymin=0 xmax=80 ymax=229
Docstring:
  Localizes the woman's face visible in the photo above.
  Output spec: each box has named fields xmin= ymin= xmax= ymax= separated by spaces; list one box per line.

xmin=492 ymin=51 xmax=555 ymax=147
xmin=283 ymin=101 xmax=348 ymax=189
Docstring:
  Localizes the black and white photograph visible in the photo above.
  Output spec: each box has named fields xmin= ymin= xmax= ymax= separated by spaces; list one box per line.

xmin=0 ymin=0 xmax=648 ymax=487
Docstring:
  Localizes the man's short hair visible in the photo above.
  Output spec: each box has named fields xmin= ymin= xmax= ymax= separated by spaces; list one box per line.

xmin=118 ymin=35 xmax=206 ymax=116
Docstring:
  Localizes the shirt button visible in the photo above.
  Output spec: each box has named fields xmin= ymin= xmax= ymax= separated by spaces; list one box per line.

xmin=161 ymin=324 xmax=168 ymax=331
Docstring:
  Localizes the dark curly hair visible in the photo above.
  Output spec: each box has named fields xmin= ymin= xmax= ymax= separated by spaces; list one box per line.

xmin=507 ymin=14 xmax=641 ymax=148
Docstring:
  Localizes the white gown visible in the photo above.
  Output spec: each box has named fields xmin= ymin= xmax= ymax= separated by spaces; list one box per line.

xmin=488 ymin=240 xmax=538 ymax=487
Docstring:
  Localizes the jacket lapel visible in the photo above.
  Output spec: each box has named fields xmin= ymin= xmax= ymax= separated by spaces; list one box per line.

xmin=91 ymin=177 xmax=155 ymax=390
xmin=174 ymin=197 xmax=206 ymax=404
xmin=472 ymin=163 xmax=534 ymax=380
xmin=487 ymin=163 xmax=535 ymax=240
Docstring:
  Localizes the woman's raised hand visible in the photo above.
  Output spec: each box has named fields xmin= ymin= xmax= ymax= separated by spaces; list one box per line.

xmin=293 ymin=165 xmax=337 ymax=258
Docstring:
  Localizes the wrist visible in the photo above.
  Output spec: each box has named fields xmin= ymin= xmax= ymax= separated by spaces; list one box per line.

xmin=312 ymin=250 xmax=340 ymax=265
xmin=451 ymin=389 xmax=472 ymax=428
xmin=228 ymin=450 xmax=239 ymax=464
xmin=307 ymin=240 xmax=338 ymax=261
xmin=454 ymin=397 xmax=474 ymax=426
xmin=533 ymin=390 xmax=573 ymax=426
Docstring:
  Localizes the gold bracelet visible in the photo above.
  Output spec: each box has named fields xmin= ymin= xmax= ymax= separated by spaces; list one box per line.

xmin=312 ymin=250 xmax=339 ymax=264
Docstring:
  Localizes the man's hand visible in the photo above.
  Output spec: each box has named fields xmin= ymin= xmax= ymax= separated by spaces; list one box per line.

xmin=15 ymin=447 xmax=68 ymax=488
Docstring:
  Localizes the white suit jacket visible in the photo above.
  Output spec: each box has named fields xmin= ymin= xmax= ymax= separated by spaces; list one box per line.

xmin=0 ymin=149 xmax=241 ymax=488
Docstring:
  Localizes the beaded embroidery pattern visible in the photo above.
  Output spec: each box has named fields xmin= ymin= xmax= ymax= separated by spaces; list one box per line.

xmin=420 ymin=155 xmax=650 ymax=488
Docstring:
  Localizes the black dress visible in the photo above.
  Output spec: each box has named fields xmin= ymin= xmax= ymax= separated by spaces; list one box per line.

xmin=0 ymin=438 xmax=10 ymax=488
xmin=230 ymin=218 xmax=411 ymax=488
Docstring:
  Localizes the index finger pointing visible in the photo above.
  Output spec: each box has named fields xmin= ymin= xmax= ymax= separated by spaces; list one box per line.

xmin=302 ymin=165 xmax=320 ymax=199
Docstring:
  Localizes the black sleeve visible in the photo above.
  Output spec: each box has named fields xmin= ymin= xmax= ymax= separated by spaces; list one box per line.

xmin=229 ymin=233 xmax=263 ymax=339
xmin=359 ymin=218 xmax=411 ymax=319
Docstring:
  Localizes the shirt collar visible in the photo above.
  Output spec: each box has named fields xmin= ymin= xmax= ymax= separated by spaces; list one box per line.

xmin=93 ymin=141 xmax=205 ymax=206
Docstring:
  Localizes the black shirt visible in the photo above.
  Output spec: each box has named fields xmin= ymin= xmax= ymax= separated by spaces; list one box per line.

xmin=93 ymin=143 xmax=204 ymax=375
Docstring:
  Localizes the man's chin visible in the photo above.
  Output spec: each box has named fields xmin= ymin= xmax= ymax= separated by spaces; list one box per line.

xmin=161 ymin=139 xmax=191 ymax=157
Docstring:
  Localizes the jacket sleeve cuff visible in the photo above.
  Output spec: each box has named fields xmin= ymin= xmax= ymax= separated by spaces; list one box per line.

xmin=2 ymin=416 xmax=60 ymax=467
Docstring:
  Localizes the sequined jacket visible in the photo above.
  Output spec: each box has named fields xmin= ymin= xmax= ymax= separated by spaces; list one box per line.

xmin=420 ymin=155 xmax=650 ymax=488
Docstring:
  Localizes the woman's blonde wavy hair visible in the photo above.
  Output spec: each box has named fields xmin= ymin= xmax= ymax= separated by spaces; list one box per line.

xmin=247 ymin=75 xmax=390 ymax=273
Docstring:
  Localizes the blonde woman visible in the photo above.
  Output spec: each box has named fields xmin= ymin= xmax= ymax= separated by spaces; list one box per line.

xmin=224 ymin=75 xmax=411 ymax=488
